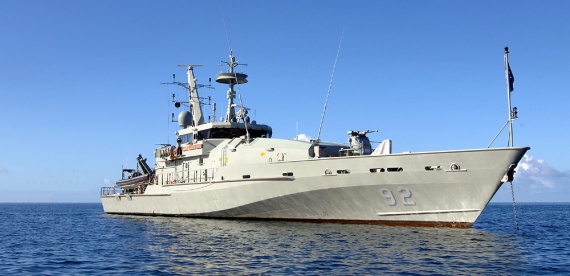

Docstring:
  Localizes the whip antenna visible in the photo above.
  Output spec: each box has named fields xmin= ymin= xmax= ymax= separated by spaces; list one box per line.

xmin=221 ymin=8 xmax=232 ymax=54
xmin=316 ymin=28 xmax=345 ymax=142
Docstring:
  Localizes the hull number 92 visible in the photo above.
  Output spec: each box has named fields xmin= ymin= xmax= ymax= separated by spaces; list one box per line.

xmin=380 ymin=187 xmax=416 ymax=206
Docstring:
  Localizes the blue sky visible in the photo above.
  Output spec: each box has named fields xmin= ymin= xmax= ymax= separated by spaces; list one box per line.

xmin=1 ymin=0 xmax=569 ymax=202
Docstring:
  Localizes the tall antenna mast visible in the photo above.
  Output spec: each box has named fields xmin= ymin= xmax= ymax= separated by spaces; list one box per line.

xmin=218 ymin=9 xmax=250 ymax=141
xmin=182 ymin=64 xmax=205 ymax=127
xmin=161 ymin=65 xmax=211 ymax=128
xmin=316 ymin=28 xmax=345 ymax=143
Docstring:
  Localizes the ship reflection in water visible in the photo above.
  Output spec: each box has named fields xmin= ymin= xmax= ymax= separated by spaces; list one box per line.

xmin=107 ymin=213 xmax=525 ymax=274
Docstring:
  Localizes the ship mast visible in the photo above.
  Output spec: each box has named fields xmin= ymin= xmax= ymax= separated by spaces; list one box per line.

xmin=216 ymin=50 xmax=248 ymax=123
xmin=185 ymin=65 xmax=205 ymax=126
xmin=162 ymin=64 xmax=210 ymax=128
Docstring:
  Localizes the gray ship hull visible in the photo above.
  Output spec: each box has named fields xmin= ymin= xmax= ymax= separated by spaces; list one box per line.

xmin=101 ymin=147 xmax=528 ymax=227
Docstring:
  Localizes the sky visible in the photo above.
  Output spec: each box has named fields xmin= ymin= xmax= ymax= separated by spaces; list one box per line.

xmin=1 ymin=0 xmax=569 ymax=203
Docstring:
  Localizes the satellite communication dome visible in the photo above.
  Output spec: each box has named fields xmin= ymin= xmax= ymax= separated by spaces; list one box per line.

xmin=178 ymin=110 xmax=193 ymax=127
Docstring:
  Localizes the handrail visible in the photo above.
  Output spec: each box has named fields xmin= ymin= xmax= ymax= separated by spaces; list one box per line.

xmin=100 ymin=186 xmax=116 ymax=197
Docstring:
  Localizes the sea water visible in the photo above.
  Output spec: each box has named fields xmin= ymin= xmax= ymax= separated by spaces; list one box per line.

xmin=0 ymin=203 xmax=568 ymax=275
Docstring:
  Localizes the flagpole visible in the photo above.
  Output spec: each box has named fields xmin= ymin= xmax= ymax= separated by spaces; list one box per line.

xmin=504 ymin=47 xmax=520 ymax=230
xmin=504 ymin=47 xmax=514 ymax=147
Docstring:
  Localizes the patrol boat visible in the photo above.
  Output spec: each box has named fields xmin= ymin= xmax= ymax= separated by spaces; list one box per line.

xmin=100 ymin=50 xmax=529 ymax=228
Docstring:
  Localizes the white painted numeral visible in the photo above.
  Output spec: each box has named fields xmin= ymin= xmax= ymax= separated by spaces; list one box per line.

xmin=397 ymin=187 xmax=416 ymax=206
xmin=380 ymin=188 xmax=397 ymax=206
xmin=380 ymin=187 xmax=416 ymax=206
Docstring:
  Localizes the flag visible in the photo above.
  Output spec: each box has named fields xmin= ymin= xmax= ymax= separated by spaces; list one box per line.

xmin=507 ymin=62 xmax=515 ymax=92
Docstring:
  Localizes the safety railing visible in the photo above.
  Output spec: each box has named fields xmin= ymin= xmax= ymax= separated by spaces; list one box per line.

xmin=100 ymin=186 xmax=117 ymax=197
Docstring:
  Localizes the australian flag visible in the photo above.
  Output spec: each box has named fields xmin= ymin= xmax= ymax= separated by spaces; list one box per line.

xmin=508 ymin=62 xmax=515 ymax=92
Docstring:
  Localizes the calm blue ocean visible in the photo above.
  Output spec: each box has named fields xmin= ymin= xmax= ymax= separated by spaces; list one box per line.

xmin=0 ymin=203 xmax=568 ymax=275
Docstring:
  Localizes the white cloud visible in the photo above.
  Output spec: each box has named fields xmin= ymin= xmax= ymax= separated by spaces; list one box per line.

xmin=492 ymin=154 xmax=570 ymax=202
xmin=516 ymin=154 xmax=570 ymax=189
xmin=294 ymin=133 xmax=312 ymax=142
